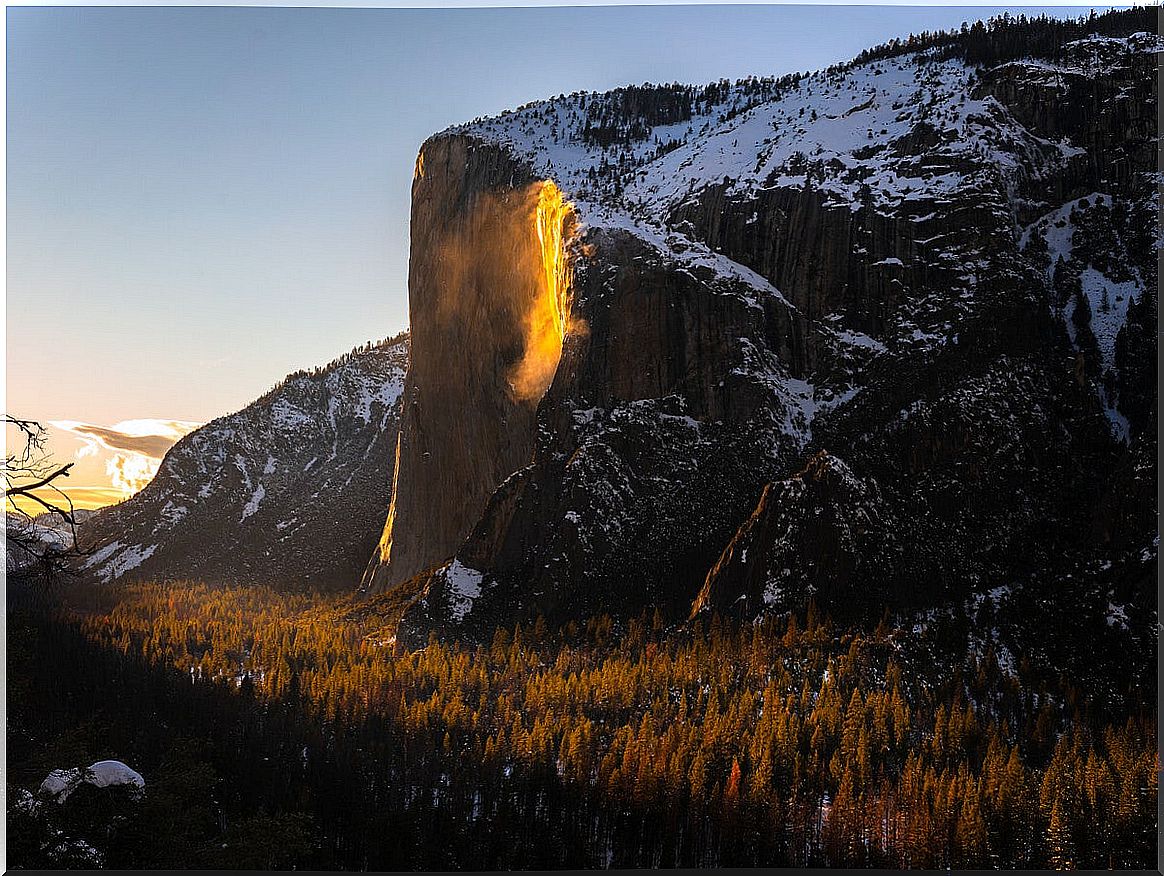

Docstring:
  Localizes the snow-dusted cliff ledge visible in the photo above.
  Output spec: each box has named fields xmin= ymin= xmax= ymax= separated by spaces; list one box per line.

xmin=448 ymin=31 xmax=1158 ymax=249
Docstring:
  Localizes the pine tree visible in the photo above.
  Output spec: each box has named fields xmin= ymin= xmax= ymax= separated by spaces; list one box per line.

xmin=1046 ymin=796 xmax=1075 ymax=870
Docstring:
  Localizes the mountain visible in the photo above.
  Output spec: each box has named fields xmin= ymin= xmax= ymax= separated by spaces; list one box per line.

xmin=359 ymin=9 xmax=1158 ymax=647
xmin=80 ymin=335 xmax=408 ymax=591
xmin=5 ymin=511 xmax=96 ymax=576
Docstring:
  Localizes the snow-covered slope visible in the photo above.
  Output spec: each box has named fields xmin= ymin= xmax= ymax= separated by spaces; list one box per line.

xmin=82 ymin=336 xmax=408 ymax=591
xmin=450 ymin=30 xmax=1157 ymax=388
xmin=460 ymin=50 xmax=1071 ymax=222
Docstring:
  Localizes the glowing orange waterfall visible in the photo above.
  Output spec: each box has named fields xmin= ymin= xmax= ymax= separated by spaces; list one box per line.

xmin=536 ymin=180 xmax=572 ymax=344
xmin=511 ymin=180 xmax=575 ymax=402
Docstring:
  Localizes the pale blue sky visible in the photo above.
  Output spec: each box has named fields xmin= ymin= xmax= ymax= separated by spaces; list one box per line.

xmin=6 ymin=4 xmax=1095 ymax=492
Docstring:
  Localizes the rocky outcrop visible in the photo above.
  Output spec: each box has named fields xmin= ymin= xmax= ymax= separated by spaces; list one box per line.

xmin=692 ymin=451 xmax=897 ymax=619
xmin=974 ymin=32 xmax=1159 ymax=191
xmin=452 ymin=230 xmax=814 ymax=620
xmin=358 ymin=137 xmax=568 ymax=594
xmin=373 ymin=182 xmax=823 ymax=636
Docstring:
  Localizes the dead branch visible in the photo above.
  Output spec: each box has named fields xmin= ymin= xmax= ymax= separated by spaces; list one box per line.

xmin=6 ymin=462 xmax=74 ymax=498
xmin=4 ymin=415 xmax=91 ymax=578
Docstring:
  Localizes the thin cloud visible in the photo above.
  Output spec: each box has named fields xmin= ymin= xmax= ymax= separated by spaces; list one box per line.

xmin=50 ymin=419 xmax=201 ymax=460
xmin=50 ymin=419 xmax=202 ymax=496
xmin=7 ymin=486 xmax=129 ymax=515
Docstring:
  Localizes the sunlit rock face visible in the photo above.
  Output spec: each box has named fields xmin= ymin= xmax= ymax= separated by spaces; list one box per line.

xmin=360 ymin=137 xmax=575 ymax=594
xmin=373 ymin=141 xmax=815 ymax=639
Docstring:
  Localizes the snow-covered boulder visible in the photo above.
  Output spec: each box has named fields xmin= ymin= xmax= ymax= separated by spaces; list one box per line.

xmin=39 ymin=760 xmax=145 ymax=802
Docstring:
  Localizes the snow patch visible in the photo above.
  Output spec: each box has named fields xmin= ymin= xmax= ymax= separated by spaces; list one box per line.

xmin=1080 ymin=267 xmax=1136 ymax=374
xmin=97 ymin=544 xmax=157 ymax=582
xmin=39 ymin=760 xmax=145 ymax=802
xmin=159 ymin=501 xmax=188 ymax=528
xmin=83 ymin=540 xmax=122 ymax=569
xmin=1105 ymin=602 xmax=1129 ymax=630
xmin=241 ymin=484 xmax=266 ymax=521
xmin=443 ymin=560 xmax=484 ymax=622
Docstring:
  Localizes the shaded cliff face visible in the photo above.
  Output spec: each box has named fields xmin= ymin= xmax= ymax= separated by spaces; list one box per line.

xmin=375 ymin=21 xmax=1158 ymax=644
xmin=80 ymin=338 xmax=408 ymax=592
xmin=360 ymin=138 xmax=575 ymax=593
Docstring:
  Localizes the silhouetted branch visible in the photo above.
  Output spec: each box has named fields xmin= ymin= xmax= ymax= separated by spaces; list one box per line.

xmin=6 ymin=462 xmax=74 ymax=498
xmin=4 ymin=415 xmax=90 ymax=578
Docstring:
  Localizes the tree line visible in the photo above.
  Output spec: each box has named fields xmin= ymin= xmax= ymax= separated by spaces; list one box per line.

xmin=7 ymin=580 xmax=1155 ymax=869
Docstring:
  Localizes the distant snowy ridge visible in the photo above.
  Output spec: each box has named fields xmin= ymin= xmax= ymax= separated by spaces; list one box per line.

xmin=81 ymin=334 xmax=409 ymax=591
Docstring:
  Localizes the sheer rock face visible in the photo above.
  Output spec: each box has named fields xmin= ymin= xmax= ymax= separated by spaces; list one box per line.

xmin=448 ymin=227 xmax=815 ymax=623
xmin=373 ymin=23 xmax=1158 ymax=644
xmin=358 ymin=137 xmax=548 ymax=594
xmin=80 ymin=339 xmax=409 ymax=592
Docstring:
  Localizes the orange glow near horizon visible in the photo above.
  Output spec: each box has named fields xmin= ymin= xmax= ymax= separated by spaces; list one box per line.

xmin=510 ymin=180 xmax=576 ymax=403
xmin=6 ymin=418 xmax=204 ymax=515
xmin=6 ymin=485 xmax=128 ymax=516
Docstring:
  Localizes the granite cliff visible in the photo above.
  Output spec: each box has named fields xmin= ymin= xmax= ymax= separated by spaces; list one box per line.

xmin=366 ymin=10 xmax=1157 ymax=646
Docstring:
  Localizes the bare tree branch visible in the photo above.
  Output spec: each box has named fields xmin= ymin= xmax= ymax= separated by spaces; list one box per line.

xmin=4 ymin=415 xmax=91 ymax=579
xmin=6 ymin=462 xmax=74 ymax=498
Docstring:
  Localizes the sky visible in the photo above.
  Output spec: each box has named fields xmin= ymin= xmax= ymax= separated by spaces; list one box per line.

xmin=6 ymin=3 xmax=1105 ymax=508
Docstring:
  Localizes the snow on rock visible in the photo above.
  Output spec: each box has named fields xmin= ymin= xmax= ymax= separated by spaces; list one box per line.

xmin=80 ymin=336 xmax=410 ymax=590
xmin=442 ymin=560 xmax=485 ymax=622
xmin=1105 ymin=601 xmax=1130 ymax=630
xmin=83 ymin=540 xmax=122 ymax=569
xmin=5 ymin=515 xmax=75 ymax=572
xmin=39 ymin=760 xmax=145 ymax=802
xmin=350 ymin=368 xmax=406 ymax=425
xmin=240 ymin=483 xmax=266 ymax=522
xmin=832 ymin=328 xmax=888 ymax=354
xmin=450 ymin=47 xmax=1090 ymax=257
xmin=374 ymin=26 xmax=1159 ymax=638
xmin=1021 ymin=193 xmax=1112 ymax=276
xmin=271 ymin=397 xmax=314 ymax=431
xmin=1022 ymin=187 xmax=1145 ymax=442
xmin=1080 ymin=268 xmax=1137 ymax=374
xmin=39 ymin=768 xmax=84 ymax=800
xmin=94 ymin=543 xmax=157 ymax=583
xmin=159 ymin=501 xmax=188 ymax=528
xmin=87 ymin=760 xmax=146 ymax=792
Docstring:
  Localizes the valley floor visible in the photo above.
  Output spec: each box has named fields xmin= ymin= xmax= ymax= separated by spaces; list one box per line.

xmin=6 ymin=578 xmax=1158 ymax=869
